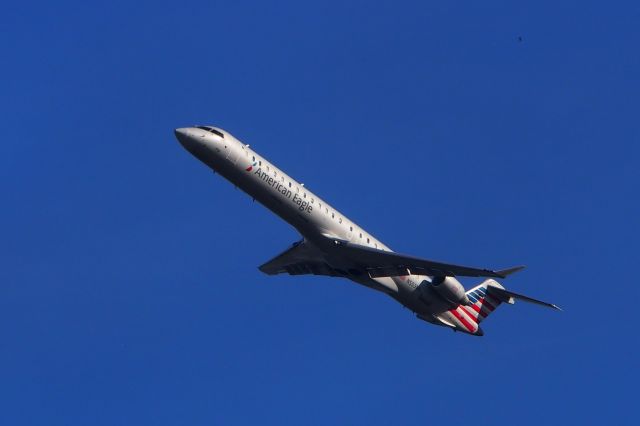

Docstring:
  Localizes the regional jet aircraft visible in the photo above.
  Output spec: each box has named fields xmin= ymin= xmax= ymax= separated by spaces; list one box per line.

xmin=175 ymin=126 xmax=560 ymax=336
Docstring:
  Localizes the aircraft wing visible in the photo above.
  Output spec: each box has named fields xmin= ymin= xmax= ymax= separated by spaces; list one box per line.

xmin=330 ymin=239 xmax=515 ymax=279
xmin=259 ymin=238 xmax=518 ymax=280
xmin=258 ymin=240 xmax=341 ymax=277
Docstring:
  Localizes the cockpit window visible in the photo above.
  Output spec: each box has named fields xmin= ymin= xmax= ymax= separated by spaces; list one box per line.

xmin=195 ymin=126 xmax=224 ymax=138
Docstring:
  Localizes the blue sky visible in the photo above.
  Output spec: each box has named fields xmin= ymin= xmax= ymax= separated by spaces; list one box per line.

xmin=1 ymin=1 xmax=639 ymax=424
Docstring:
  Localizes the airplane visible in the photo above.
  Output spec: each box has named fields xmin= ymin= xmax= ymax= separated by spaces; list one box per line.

xmin=174 ymin=125 xmax=560 ymax=336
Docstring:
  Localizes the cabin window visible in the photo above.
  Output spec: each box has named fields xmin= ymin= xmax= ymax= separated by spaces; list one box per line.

xmin=367 ymin=238 xmax=370 ymax=243
xmin=311 ymin=198 xmax=314 ymax=204
xmin=350 ymin=226 xmax=353 ymax=231
xmin=259 ymin=161 xmax=262 ymax=166
xmin=374 ymin=243 xmax=378 ymax=248
xmin=252 ymin=156 xmax=255 ymax=161
xmin=331 ymin=212 xmax=334 ymax=219
xmin=266 ymin=166 xmax=270 ymax=172
xmin=325 ymin=208 xmax=328 ymax=214
xmin=288 ymin=182 xmax=291 ymax=188
xmin=360 ymin=233 xmax=362 ymax=238
xmin=338 ymin=217 xmax=342 ymax=224
xmin=303 ymin=193 xmax=306 ymax=198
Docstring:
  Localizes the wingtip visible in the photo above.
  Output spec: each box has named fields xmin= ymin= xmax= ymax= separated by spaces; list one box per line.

xmin=495 ymin=265 xmax=526 ymax=278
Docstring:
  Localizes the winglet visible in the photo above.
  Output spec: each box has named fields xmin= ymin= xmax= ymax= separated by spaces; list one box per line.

xmin=495 ymin=265 xmax=526 ymax=278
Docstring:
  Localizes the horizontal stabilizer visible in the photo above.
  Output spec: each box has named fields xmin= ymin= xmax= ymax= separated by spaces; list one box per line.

xmin=487 ymin=286 xmax=561 ymax=311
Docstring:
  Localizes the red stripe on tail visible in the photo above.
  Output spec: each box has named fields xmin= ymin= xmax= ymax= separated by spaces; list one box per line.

xmin=462 ymin=307 xmax=478 ymax=323
xmin=470 ymin=303 xmax=488 ymax=317
xmin=450 ymin=309 xmax=475 ymax=332
xmin=481 ymin=298 xmax=496 ymax=311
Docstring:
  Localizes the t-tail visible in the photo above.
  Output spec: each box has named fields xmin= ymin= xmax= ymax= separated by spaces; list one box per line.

xmin=437 ymin=278 xmax=561 ymax=336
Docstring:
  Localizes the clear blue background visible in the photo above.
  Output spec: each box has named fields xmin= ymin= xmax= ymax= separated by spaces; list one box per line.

xmin=2 ymin=1 xmax=638 ymax=424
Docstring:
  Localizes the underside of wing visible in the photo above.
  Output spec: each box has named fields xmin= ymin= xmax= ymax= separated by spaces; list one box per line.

xmin=258 ymin=240 xmax=341 ymax=277
xmin=330 ymin=239 xmax=515 ymax=279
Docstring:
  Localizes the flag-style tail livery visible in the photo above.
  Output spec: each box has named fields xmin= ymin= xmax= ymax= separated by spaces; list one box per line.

xmin=432 ymin=278 xmax=561 ymax=335
xmin=465 ymin=280 xmax=506 ymax=324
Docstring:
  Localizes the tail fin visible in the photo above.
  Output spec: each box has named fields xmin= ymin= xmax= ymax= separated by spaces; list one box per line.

xmin=436 ymin=279 xmax=506 ymax=336
xmin=462 ymin=279 xmax=507 ymax=324
xmin=437 ymin=279 xmax=560 ymax=336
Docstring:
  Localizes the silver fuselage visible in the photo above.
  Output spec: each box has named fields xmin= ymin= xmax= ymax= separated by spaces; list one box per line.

xmin=175 ymin=126 xmax=456 ymax=325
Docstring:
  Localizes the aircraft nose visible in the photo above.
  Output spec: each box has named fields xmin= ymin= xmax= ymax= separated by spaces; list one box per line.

xmin=174 ymin=128 xmax=194 ymax=149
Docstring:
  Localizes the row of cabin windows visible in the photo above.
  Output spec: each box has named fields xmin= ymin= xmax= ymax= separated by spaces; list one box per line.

xmin=248 ymin=152 xmax=377 ymax=248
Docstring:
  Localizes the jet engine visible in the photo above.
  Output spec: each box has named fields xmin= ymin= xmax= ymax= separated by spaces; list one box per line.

xmin=432 ymin=276 xmax=471 ymax=306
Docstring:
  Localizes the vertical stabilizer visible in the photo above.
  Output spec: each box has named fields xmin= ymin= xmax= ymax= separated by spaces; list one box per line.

xmin=462 ymin=279 xmax=508 ymax=324
xmin=436 ymin=279 xmax=506 ymax=336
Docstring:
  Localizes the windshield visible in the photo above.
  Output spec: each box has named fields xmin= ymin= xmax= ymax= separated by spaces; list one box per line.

xmin=195 ymin=126 xmax=224 ymax=138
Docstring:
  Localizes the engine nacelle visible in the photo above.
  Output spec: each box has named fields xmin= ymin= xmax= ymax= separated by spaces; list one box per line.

xmin=432 ymin=276 xmax=471 ymax=306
